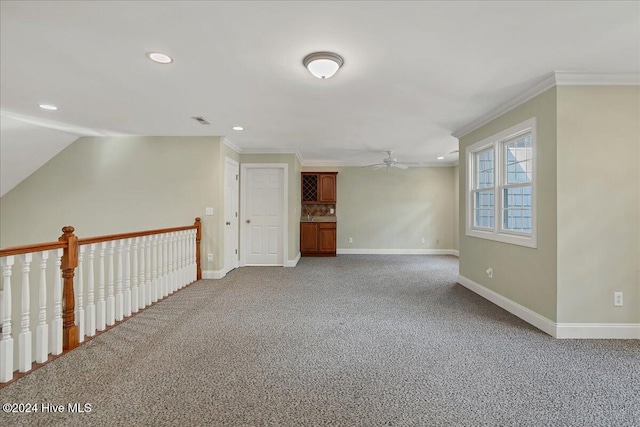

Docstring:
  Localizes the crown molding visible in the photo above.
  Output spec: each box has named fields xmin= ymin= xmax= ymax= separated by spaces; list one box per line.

xmin=302 ymin=159 xmax=457 ymax=168
xmin=240 ymin=148 xmax=304 ymax=165
xmin=221 ymin=136 xmax=242 ymax=153
xmin=452 ymin=72 xmax=640 ymax=139
xmin=554 ymin=71 xmax=640 ymax=86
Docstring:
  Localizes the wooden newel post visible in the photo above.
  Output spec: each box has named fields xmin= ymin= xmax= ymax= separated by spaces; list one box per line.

xmin=59 ymin=226 xmax=79 ymax=351
xmin=194 ymin=217 xmax=202 ymax=280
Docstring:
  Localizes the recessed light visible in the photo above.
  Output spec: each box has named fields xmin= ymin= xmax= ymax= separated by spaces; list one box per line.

xmin=437 ymin=156 xmax=445 ymax=160
xmin=39 ymin=104 xmax=58 ymax=111
xmin=232 ymin=126 xmax=244 ymax=131
xmin=147 ymin=52 xmax=173 ymax=64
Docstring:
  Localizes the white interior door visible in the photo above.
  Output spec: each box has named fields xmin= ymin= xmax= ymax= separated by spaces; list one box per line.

xmin=224 ymin=158 xmax=239 ymax=273
xmin=244 ymin=167 xmax=284 ymax=266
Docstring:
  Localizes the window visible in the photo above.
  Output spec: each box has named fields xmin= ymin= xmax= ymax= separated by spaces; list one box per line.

xmin=466 ymin=118 xmax=536 ymax=248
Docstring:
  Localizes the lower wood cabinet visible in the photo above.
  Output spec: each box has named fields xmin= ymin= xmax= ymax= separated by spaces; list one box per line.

xmin=301 ymin=222 xmax=336 ymax=256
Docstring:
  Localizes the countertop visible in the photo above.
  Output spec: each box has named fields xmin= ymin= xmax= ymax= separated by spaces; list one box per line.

xmin=300 ymin=216 xmax=337 ymax=223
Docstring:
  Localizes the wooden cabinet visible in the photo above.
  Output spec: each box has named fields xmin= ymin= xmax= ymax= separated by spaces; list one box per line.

xmin=300 ymin=222 xmax=336 ymax=256
xmin=302 ymin=172 xmax=337 ymax=204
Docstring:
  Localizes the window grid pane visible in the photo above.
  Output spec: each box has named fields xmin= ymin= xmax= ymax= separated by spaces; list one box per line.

xmin=475 ymin=149 xmax=494 ymax=189
xmin=502 ymin=185 xmax=532 ymax=233
xmin=474 ymin=190 xmax=494 ymax=229
xmin=505 ymin=134 xmax=532 ymax=184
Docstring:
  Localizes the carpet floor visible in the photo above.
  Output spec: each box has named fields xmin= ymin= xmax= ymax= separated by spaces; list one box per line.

xmin=1 ymin=255 xmax=638 ymax=426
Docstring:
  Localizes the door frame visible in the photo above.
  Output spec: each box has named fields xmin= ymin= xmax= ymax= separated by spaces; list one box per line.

xmin=224 ymin=157 xmax=240 ymax=275
xmin=239 ymin=163 xmax=289 ymax=267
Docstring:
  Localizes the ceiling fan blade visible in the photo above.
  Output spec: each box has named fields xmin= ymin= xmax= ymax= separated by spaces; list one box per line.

xmin=449 ymin=150 xmax=459 ymax=154
xmin=393 ymin=163 xmax=409 ymax=170
xmin=362 ymin=162 xmax=385 ymax=168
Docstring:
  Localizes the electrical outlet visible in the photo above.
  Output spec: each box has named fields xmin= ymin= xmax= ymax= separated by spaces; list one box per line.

xmin=486 ymin=268 xmax=493 ymax=279
xmin=420 ymin=237 xmax=425 ymax=244
xmin=614 ymin=292 xmax=623 ymax=307
xmin=348 ymin=237 xmax=353 ymax=244
xmin=205 ymin=207 xmax=214 ymax=216
xmin=207 ymin=253 xmax=213 ymax=262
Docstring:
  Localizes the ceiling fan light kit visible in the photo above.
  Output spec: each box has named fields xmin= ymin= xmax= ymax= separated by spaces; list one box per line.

xmin=364 ymin=151 xmax=411 ymax=171
xmin=303 ymin=51 xmax=343 ymax=79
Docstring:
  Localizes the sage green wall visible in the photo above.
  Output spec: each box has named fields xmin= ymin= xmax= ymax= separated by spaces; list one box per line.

xmin=556 ymin=86 xmax=640 ymax=323
xmin=453 ymin=165 xmax=459 ymax=251
xmin=459 ymin=88 xmax=558 ymax=321
xmin=239 ymin=153 xmax=301 ymax=263
xmin=303 ymin=166 xmax=455 ymax=251
xmin=0 ymin=136 xmax=227 ymax=271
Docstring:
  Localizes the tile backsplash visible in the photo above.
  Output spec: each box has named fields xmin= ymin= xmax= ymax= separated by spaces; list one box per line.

xmin=301 ymin=204 xmax=336 ymax=217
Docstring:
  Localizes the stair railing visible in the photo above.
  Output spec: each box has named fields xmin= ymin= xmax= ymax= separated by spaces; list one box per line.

xmin=0 ymin=218 xmax=202 ymax=384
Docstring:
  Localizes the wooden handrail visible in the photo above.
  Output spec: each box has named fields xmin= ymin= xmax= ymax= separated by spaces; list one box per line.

xmin=0 ymin=218 xmax=203 ymax=355
xmin=0 ymin=241 xmax=67 ymax=257
xmin=78 ymin=225 xmax=198 ymax=246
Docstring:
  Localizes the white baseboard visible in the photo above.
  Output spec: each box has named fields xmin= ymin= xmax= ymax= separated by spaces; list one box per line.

xmin=202 ymin=269 xmax=226 ymax=279
xmin=457 ymin=275 xmax=639 ymax=339
xmin=457 ymin=274 xmax=557 ymax=337
xmin=451 ymin=250 xmax=459 ymax=257
xmin=556 ymin=323 xmax=640 ymax=339
xmin=285 ymin=252 xmax=301 ymax=267
xmin=337 ymin=248 xmax=458 ymax=255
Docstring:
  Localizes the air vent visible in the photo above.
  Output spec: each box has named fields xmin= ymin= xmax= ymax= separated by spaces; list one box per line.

xmin=191 ymin=116 xmax=210 ymax=125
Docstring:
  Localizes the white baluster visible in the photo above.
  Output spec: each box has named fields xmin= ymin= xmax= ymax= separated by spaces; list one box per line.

xmin=178 ymin=231 xmax=185 ymax=288
xmin=152 ymin=235 xmax=159 ymax=303
xmin=162 ymin=233 xmax=169 ymax=297
xmin=106 ymin=241 xmax=115 ymax=326
xmin=51 ymin=249 xmax=63 ymax=356
xmin=76 ymin=246 xmax=85 ymax=343
xmin=145 ymin=237 xmax=152 ymax=306
xmin=158 ymin=233 xmax=166 ymax=298
xmin=193 ymin=229 xmax=198 ymax=281
xmin=0 ymin=256 xmax=14 ymax=382
xmin=115 ymin=239 xmax=124 ymax=321
xmin=18 ymin=253 xmax=32 ymax=372
xmin=191 ymin=229 xmax=197 ymax=282
xmin=138 ymin=236 xmax=146 ymax=309
xmin=123 ymin=238 xmax=132 ymax=317
xmin=35 ymin=251 xmax=49 ymax=363
xmin=86 ymin=244 xmax=96 ymax=337
xmin=131 ymin=238 xmax=139 ymax=313
xmin=186 ymin=230 xmax=192 ymax=283
xmin=183 ymin=230 xmax=189 ymax=286
xmin=171 ymin=232 xmax=178 ymax=293
xmin=96 ymin=242 xmax=106 ymax=331
xmin=166 ymin=232 xmax=173 ymax=293
xmin=176 ymin=232 xmax=181 ymax=291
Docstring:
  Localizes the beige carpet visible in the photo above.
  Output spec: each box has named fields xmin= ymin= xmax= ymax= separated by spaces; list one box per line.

xmin=1 ymin=255 xmax=638 ymax=426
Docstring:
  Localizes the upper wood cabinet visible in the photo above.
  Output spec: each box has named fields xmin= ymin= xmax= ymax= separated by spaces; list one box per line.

xmin=302 ymin=172 xmax=337 ymax=204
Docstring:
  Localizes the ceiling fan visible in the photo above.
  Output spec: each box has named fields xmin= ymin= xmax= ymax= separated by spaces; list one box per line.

xmin=363 ymin=151 xmax=415 ymax=171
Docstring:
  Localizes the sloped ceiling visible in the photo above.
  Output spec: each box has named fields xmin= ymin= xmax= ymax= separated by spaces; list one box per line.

xmin=1 ymin=1 xmax=638 ymax=196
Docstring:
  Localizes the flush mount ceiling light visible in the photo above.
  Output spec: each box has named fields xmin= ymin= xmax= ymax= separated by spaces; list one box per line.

xmin=437 ymin=156 xmax=445 ymax=160
xmin=232 ymin=126 xmax=244 ymax=131
xmin=147 ymin=52 xmax=173 ymax=64
xmin=39 ymin=104 xmax=58 ymax=111
xmin=303 ymin=52 xmax=343 ymax=79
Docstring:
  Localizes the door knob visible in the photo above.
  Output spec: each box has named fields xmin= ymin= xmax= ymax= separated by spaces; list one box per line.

xmin=246 ymin=219 xmax=251 ymax=223
xmin=226 ymin=221 xmax=231 ymax=225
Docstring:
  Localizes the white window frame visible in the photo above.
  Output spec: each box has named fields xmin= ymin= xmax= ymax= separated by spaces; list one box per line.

xmin=465 ymin=117 xmax=537 ymax=248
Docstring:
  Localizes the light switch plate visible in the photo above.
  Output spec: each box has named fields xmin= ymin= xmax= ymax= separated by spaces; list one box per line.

xmin=205 ymin=207 xmax=214 ymax=216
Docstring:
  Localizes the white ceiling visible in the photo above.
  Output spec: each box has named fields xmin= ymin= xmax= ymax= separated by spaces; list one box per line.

xmin=1 ymin=1 xmax=639 ymax=195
